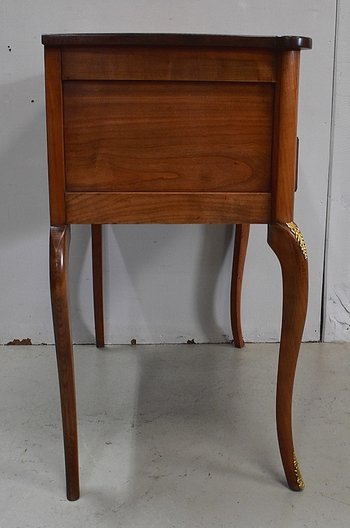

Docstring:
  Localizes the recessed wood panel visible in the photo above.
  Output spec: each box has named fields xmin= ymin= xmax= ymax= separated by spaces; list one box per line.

xmin=62 ymin=47 xmax=276 ymax=82
xmin=64 ymin=81 xmax=274 ymax=193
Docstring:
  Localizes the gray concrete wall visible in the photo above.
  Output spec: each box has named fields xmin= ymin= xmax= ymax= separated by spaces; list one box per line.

xmin=0 ymin=1 xmax=338 ymax=343
xmin=323 ymin=1 xmax=350 ymax=341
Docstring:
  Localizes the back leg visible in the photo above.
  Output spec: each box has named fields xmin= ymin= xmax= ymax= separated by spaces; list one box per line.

xmin=91 ymin=224 xmax=105 ymax=347
xmin=230 ymin=224 xmax=250 ymax=348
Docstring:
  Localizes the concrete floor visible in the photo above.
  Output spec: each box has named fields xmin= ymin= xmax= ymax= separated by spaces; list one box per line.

xmin=0 ymin=343 xmax=349 ymax=527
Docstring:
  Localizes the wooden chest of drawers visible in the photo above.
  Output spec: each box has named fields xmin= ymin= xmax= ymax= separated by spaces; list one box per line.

xmin=42 ymin=33 xmax=311 ymax=500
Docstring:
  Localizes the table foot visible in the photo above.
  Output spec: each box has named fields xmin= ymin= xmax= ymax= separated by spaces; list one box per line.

xmin=50 ymin=225 xmax=80 ymax=501
xmin=268 ymin=222 xmax=308 ymax=491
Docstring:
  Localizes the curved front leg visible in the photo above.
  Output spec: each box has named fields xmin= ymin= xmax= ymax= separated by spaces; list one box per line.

xmin=50 ymin=225 xmax=79 ymax=501
xmin=230 ymin=224 xmax=250 ymax=348
xmin=268 ymin=222 xmax=308 ymax=491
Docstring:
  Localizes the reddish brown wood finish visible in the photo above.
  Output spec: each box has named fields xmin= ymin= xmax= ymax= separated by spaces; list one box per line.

xmin=91 ymin=224 xmax=105 ymax=347
xmin=268 ymin=223 xmax=308 ymax=491
xmin=43 ymin=34 xmax=311 ymax=499
xmin=65 ymin=192 xmax=271 ymax=224
xmin=44 ymin=48 xmax=66 ymax=225
xmin=271 ymin=52 xmax=300 ymax=223
xmin=63 ymin=81 xmax=274 ymax=193
xmin=49 ymin=226 xmax=79 ymax=501
xmin=42 ymin=33 xmax=312 ymax=50
xmin=62 ymin=47 xmax=277 ymax=82
xmin=231 ymin=224 xmax=250 ymax=348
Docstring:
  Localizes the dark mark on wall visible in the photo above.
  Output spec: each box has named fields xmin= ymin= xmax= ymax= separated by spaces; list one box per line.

xmin=6 ymin=338 xmax=32 ymax=346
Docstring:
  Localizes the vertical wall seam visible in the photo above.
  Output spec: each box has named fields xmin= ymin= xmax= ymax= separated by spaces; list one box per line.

xmin=320 ymin=0 xmax=340 ymax=341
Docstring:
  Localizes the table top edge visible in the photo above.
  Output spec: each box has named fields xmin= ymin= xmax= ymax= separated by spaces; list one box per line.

xmin=41 ymin=33 xmax=312 ymax=50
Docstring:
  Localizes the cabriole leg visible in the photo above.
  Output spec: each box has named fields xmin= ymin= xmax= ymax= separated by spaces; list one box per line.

xmin=230 ymin=224 xmax=250 ymax=348
xmin=91 ymin=224 xmax=105 ymax=347
xmin=268 ymin=222 xmax=308 ymax=491
xmin=50 ymin=225 xmax=80 ymax=501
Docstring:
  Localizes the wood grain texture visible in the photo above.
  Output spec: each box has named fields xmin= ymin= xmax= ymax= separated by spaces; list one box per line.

xmin=44 ymin=48 xmax=66 ymax=224
xmin=65 ymin=192 xmax=271 ymax=224
xmin=64 ymin=81 xmax=274 ymax=193
xmin=42 ymin=36 xmax=311 ymax=498
xmin=50 ymin=226 xmax=79 ymax=501
xmin=268 ymin=222 xmax=308 ymax=491
xmin=91 ymin=225 xmax=105 ymax=348
xmin=271 ymin=51 xmax=300 ymax=222
xmin=42 ymin=33 xmax=312 ymax=50
xmin=231 ymin=224 xmax=250 ymax=348
xmin=62 ymin=47 xmax=276 ymax=82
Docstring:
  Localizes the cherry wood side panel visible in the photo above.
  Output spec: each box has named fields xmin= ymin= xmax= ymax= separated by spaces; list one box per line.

xmin=64 ymin=81 xmax=274 ymax=193
xmin=65 ymin=192 xmax=271 ymax=224
xmin=271 ymin=51 xmax=300 ymax=223
xmin=44 ymin=48 xmax=66 ymax=224
xmin=62 ymin=47 xmax=277 ymax=82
